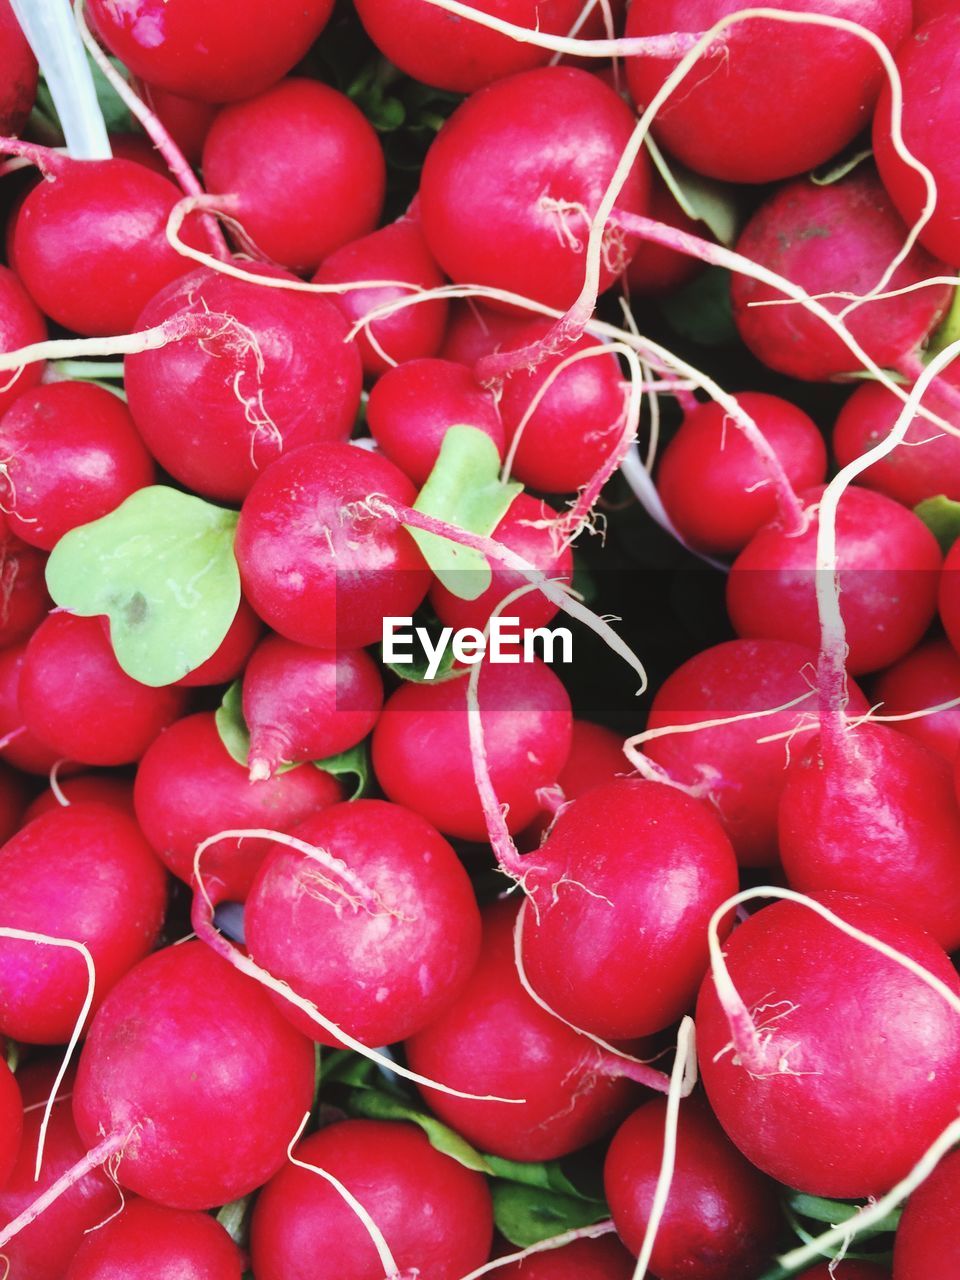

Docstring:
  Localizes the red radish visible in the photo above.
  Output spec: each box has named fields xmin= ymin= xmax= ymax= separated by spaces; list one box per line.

xmin=625 ymin=177 xmax=703 ymax=296
xmin=0 ymin=0 xmax=37 ymax=135
xmin=25 ymin=773 xmax=135 ymax=824
xmin=19 ymin=614 xmax=186 ymax=767
xmin=892 ymin=1148 xmax=960 ymax=1279
xmin=140 ymin=84 xmax=218 ymax=166
xmin=0 ymin=1057 xmax=20 ymax=1189
xmin=657 ymin=394 xmax=827 ymax=555
xmin=249 ymin=1119 xmax=493 ymax=1280
xmin=406 ymin=900 xmax=641 ymax=1161
xmin=242 ymin=638 xmax=384 ymax=780
xmin=66 ymin=1198 xmax=242 ymax=1280
xmin=106 ymin=133 xmax=172 ymax=177
xmin=235 ymin=442 xmax=430 ymax=649
xmin=696 ymin=892 xmax=960 ymax=1196
xmin=124 ymin=264 xmax=363 ymax=503
xmin=0 ymin=803 xmax=167 ymax=1044
xmin=173 ymin=597 xmax=262 ymax=688
xmin=85 ymin=0 xmax=335 ymax=102
xmin=73 ymin=941 xmax=316 ymax=1209
xmin=354 ymin=0 xmax=588 ymax=92
xmin=494 ymin=1236 xmax=635 ymax=1278
xmin=519 ymin=778 xmax=738 ymax=1039
xmin=203 ymin=79 xmax=386 ymax=272
xmin=833 ymin=375 xmax=960 ymax=507
xmin=134 ymin=712 xmax=342 ymax=900
xmin=0 ymin=642 xmax=65 ymax=776
xmin=372 ymin=661 xmax=573 ymax=841
xmin=440 ymin=300 xmax=535 ymax=366
xmin=604 ymin=1095 xmax=781 ymax=1279
xmin=625 ymin=0 xmax=910 ymax=183
xmin=0 ymin=1062 xmax=116 ymax=1280
xmin=938 ymin=536 xmax=960 ymax=659
xmin=366 ymin=357 xmax=503 ymax=486
xmin=10 ymin=156 xmax=207 ymax=337
xmin=0 ymin=382 xmax=155 ymax=550
xmin=874 ymin=15 xmax=960 ymax=264
xmin=797 ymin=1267 xmax=889 ymax=1280
xmin=244 ymin=800 xmax=481 ymax=1046
xmin=0 ymin=265 xmax=46 ymax=416
xmin=642 ymin=638 xmax=868 ymax=867
xmin=873 ymin=639 xmax=960 ymax=762
xmin=0 ymin=529 xmax=49 ymax=648
xmin=419 ymin=67 xmax=649 ymax=311
xmin=429 ymin=494 xmax=573 ymax=636
xmin=496 ymin=324 xmax=627 ymax=494
xmin=910 ymin=0 xmax=956 ymax=23
xmin=314 ymin=216 xmax=449 ymax=378
xmin=730 ymin=169 xmax=951 ymax=381
xmin=0 ymin=760 xmax=24 ymax=842
xmin=727 ymin=485 xmax=942 ymax=675
xmin=523 ymin=719 xmax=631 ymax=847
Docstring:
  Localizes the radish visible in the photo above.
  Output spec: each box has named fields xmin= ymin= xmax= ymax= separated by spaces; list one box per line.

xmin=249 ymin=1119 xmax=493 ymax=1280
xmin=0 ymin=802 xmax=167 ymax=1044
xmin=202 ymin=79 xmax=386 ymax=272
xmin=892 ymin=1148 xmax=960 ymax=1279
xmin=134 ymin=712 xmax=342 ymax=900
xmin=85 ymin=0 xmax=335 ymax=102
xmin=314 ymin=215 xmax=449 ymax=378
xmin=242 ymin=638 xmax=384 ymax=780
xmin=0 ymin=265 xmax=46 ymax=416
xmin=406 ymin=900 xmax=645 ymax=1161
xmin=107 ymin=133 xmax=172 ymax=177
xmin=124 ymin=264 xmax=363 ymax=503
xmin=0 ymin=642 xmax=65 ymax=776
xmin=19 ymin=614 xmax=186 ymax=767
xmin=937 ymin=535 xmax=960 ymax=661
xmin=872 ymin=639 xmax=960 ymax=762
xmin=657 ymin=394 xmax=827 ymax=555
xmin=25 ymin=773 xmax=135 ymax=824
xmin=624 ymin=177 xmax=703 ymax=297
xmin=140 ymin=83 xmax=218 ymax=166
xmin=0 ymin=382 xmax=155 ymax=550
xmin=727 ymin=484 xmax=942 ymax=675
xmin=372 ymin=661 xmax=572 ymax=841
xmin=0 ymin=527 xmax=50 ymax=648
xmin=0 ymin=760 xmax=24 ymax=843
xmin=0 ymin=1056 xmax=20 ymax=1189
xmin=242 ymin=799 xmax=482 ymax=1046
xmin=523 ymin=719 xmax=631 ymax=847
xmin=419 ymin=66 xmax=649 ymax=311
xmin=235 ymin=442 xmax=430 ymax=649
xmin=174 ymin=597 xmax=262 ymax=688
xmin=696 ymin=891 xmax=960 ymax=1196
xmin=625 ymin=0 xmax=909 ymax=183
xmin=367 ymin=357 xmax=504 ymax=486
xmin=64 ymin=1199 xmax=243 ymax=1280
xmin=730 ymin=169 xmax=951 ymax=381
xmin=604 ymin=1095 xmax=781 ymax=1278
xmin=0 ymin=0 xmax=37 ymax=135
xmin=440 ymin=301 xmax=535 ymax=366
xmin=493 ymin=1236 xmax=635 ymax=1278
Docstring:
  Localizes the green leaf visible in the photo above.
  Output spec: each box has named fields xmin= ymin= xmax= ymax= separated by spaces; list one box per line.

xmin=485 ymin=1156 xmax=585 ymax=1198
xmin=344 ymin=1087 xmax=493 ymax=1173
xmin=322 ymin=1051 xmax=382 ymax=1088
xmin=645 ymin=133 xmax=740 ymax=246
xmin=37 ymin=53 xmax=133 ymax=136
xmin=46 ymin=486 xmax=241 ymax=687
xmin=661 ymin=267 xmax=737 ymax=347
xmin=810 ymin=147 xmax=873 ymax=187
xmin=216 ymin=1195 xmax=253 ymax=1248
xmin=788 ymin=1192 xmax=902 ymax=1235
xmin=314 ymin=741 xmax=371 ymax=800
xmin=380 ymin=622 xmax=463 ymax=684
xmin=915 ymin=494 xmax=960 ymax=553
xmin=491 ymin=1183 xmax=607 ymax=1249
xmin=927 ymin=286 xmax=960 ymax=359
xmin=409 ymin=425 xmax=522 ymax=600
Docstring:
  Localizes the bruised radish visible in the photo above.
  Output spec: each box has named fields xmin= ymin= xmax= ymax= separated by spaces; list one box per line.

xmin=0 ymin=1057 xmax=20 ymax=1189
xmin=419 ymin=67 xmax=649 ymax=311
xmin=134 ymin=712 xmax=342 ymax=900
xmin=235 ymin=442 xmax=430 ymax=649
xmin=243 ymin=800 xmax=481 ymax=1046
xmin=0 ymin=803 xmax=167 ymax=1043
xmin=74 ymin=941 xmax=316 ymax=1208
xmin=242 ymin=638 xmax=383 ymax=780
xmin=0 ymin=528 xmax=50 ymax=648
xmin=892 ymin=1148 xmax=960 ymax=1279
xmin=0 ymin=0 xmax=37 ymax=135
xmin=124 ymin=264 xmax=362 ymax=503
xmin=604 ymin=1095 xmax=781 ymax=1279
xmin=249 ymin=1119 xmax=493 ymax=1280
xmin=25 ymin=774 xmax=135 ymax=824
xmin=495 ymin=1236 xmax=635 ymax=1278
xmin=696 ymin=892 xmax=960 ymax=1196
xmin=65 ymin=1199 xmax=243 ymax=1280
xmin=0 ymin=641 xmax=65 ymax=776
xmin=0 ymin=265 xmax=46 ymax=416
xmin=174 ymin=598 xmax=262 ymax=688
xmin=873 ymin=639 xmax=960 ymax=762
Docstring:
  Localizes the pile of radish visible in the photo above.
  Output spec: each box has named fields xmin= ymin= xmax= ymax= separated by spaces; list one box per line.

xmin=1 ymin=0 xmax=960 ymax=1276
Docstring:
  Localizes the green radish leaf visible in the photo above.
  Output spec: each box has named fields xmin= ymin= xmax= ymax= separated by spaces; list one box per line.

xmin=491 ymin=1183 xmax=608 ymax=1248
xmin=46 ymin=486 xmax=240 ymax=688
xmin=344 ymin=1087 xmax=493 ymax=1174
xmin=313 ymin=741 xmax=371 ymax=800
xmin=216 ymin=1195 xmax=254 ymax=1248
xmin=380 ymin=612 xmax=463 ymax=684
xmin=661 ymin=267 xmax=737 ymax=347
xmin=927 ymin=286 xmax=960 ymax=360
xmin=645 ymin=133 xmax=740 ymax=246
xmin=915 ymin=494 xmax=960 ymax=553
xmin=484 ymin=1156 xmax=587 ymax=1198
xmin=810 ymin=147 xmax=873 ymax=187
xmin=787 ymin=1192 xmax=902 ymax=1236
xmin=409 ymin=425 xmax=522 ymax=600
xmin=322 ymin=1051 xmax=383 ymax=1088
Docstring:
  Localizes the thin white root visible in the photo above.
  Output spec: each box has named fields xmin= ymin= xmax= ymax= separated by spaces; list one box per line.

xmin=460 ymin=1221 xmax=618 ymax=1279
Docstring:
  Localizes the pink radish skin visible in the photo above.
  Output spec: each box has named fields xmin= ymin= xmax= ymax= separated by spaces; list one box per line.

xmin=696 ymin=892 xmax=960 ymax=1197
xmin=0 ymin=803 xmax=167 ymax=1044
xmin=731 ymin=169 xmax=951 ymax=381
xmin=937 ymin=537 xmax=960 ymax=662
xmin=124 ymin=264 xmax=362 ymax=503
xmin=202 ymin=79 xmax=386 ymax=272
xmin=523 ymin=719 xmax=630 ymax=848
xmin=0 ymin=642 xmax=66 ymax=776
xmin=140 ymin=84 xmax=218 ymax=166
xmin=134 ymin=712 xmax=342 ymax=900
xmin=0 ymin=382 xmax=155 ymax=550
xmin=644 ymin=639 xmax=868 ymax=867
xmin=65 ymin=1199 xmax=243 ymax=1280
xmin=657 ymin=394 xmax=827 ymax=555
xmin=242 ymin=638 xmax=384 ymax=780
xmin=314 ymin=215 xmax=449 ymax=378
xmin=0 ymin=265 xmax=45 ymax=416
xmin=25 ymin=774 xmax=135 ymax=824
xmin=236 ymin=442 xmax=430 ymax=650
xmin=249 ymin=1119 xmax=493 ymax=1280
xmin=419 ymin=67 xmax=649 ymax=311
xmin=173 ymin=597 xmax=262 ymax=688
xmin=625 ymin=177 xmax=703 ymax=297
xmin=367 ymin=357 xmax=504 ymax=486
xmin=872 ymin=639 xmax=960 ymax=762
xmin=519 ymin=778 xmax=738 ymax=1040
xmin=440 ymin=301 xmax=535 ymax=366
xmin=244 ymin=800 xmax=482 ymax=1047
xmin=0 ymin=1057 xmax=21 ymax=1189
xmin=727 ymin=485 xmax=942 ymax=675
xmin=0 ymin=0 xmax=37 ymax=134
xmin=892 ymin=1148 xmax=960 ymax=1279
xmin=74 ymin=941 xmax=316 ymax=1209
xmin=19 ymin=614 xmax=186 ymax=767
xmin=495 ymin=1236 xmax=635 ymax=1278
xmin=372 ymin=661 xmax=573 ymax=841
xmin=407 ymin=900 xmax=641 ymax=1161
xmin=0 ymin=528 xmax=50 ymax=648
xmin=604 ymin=1096 xmax=781 ymax=1279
